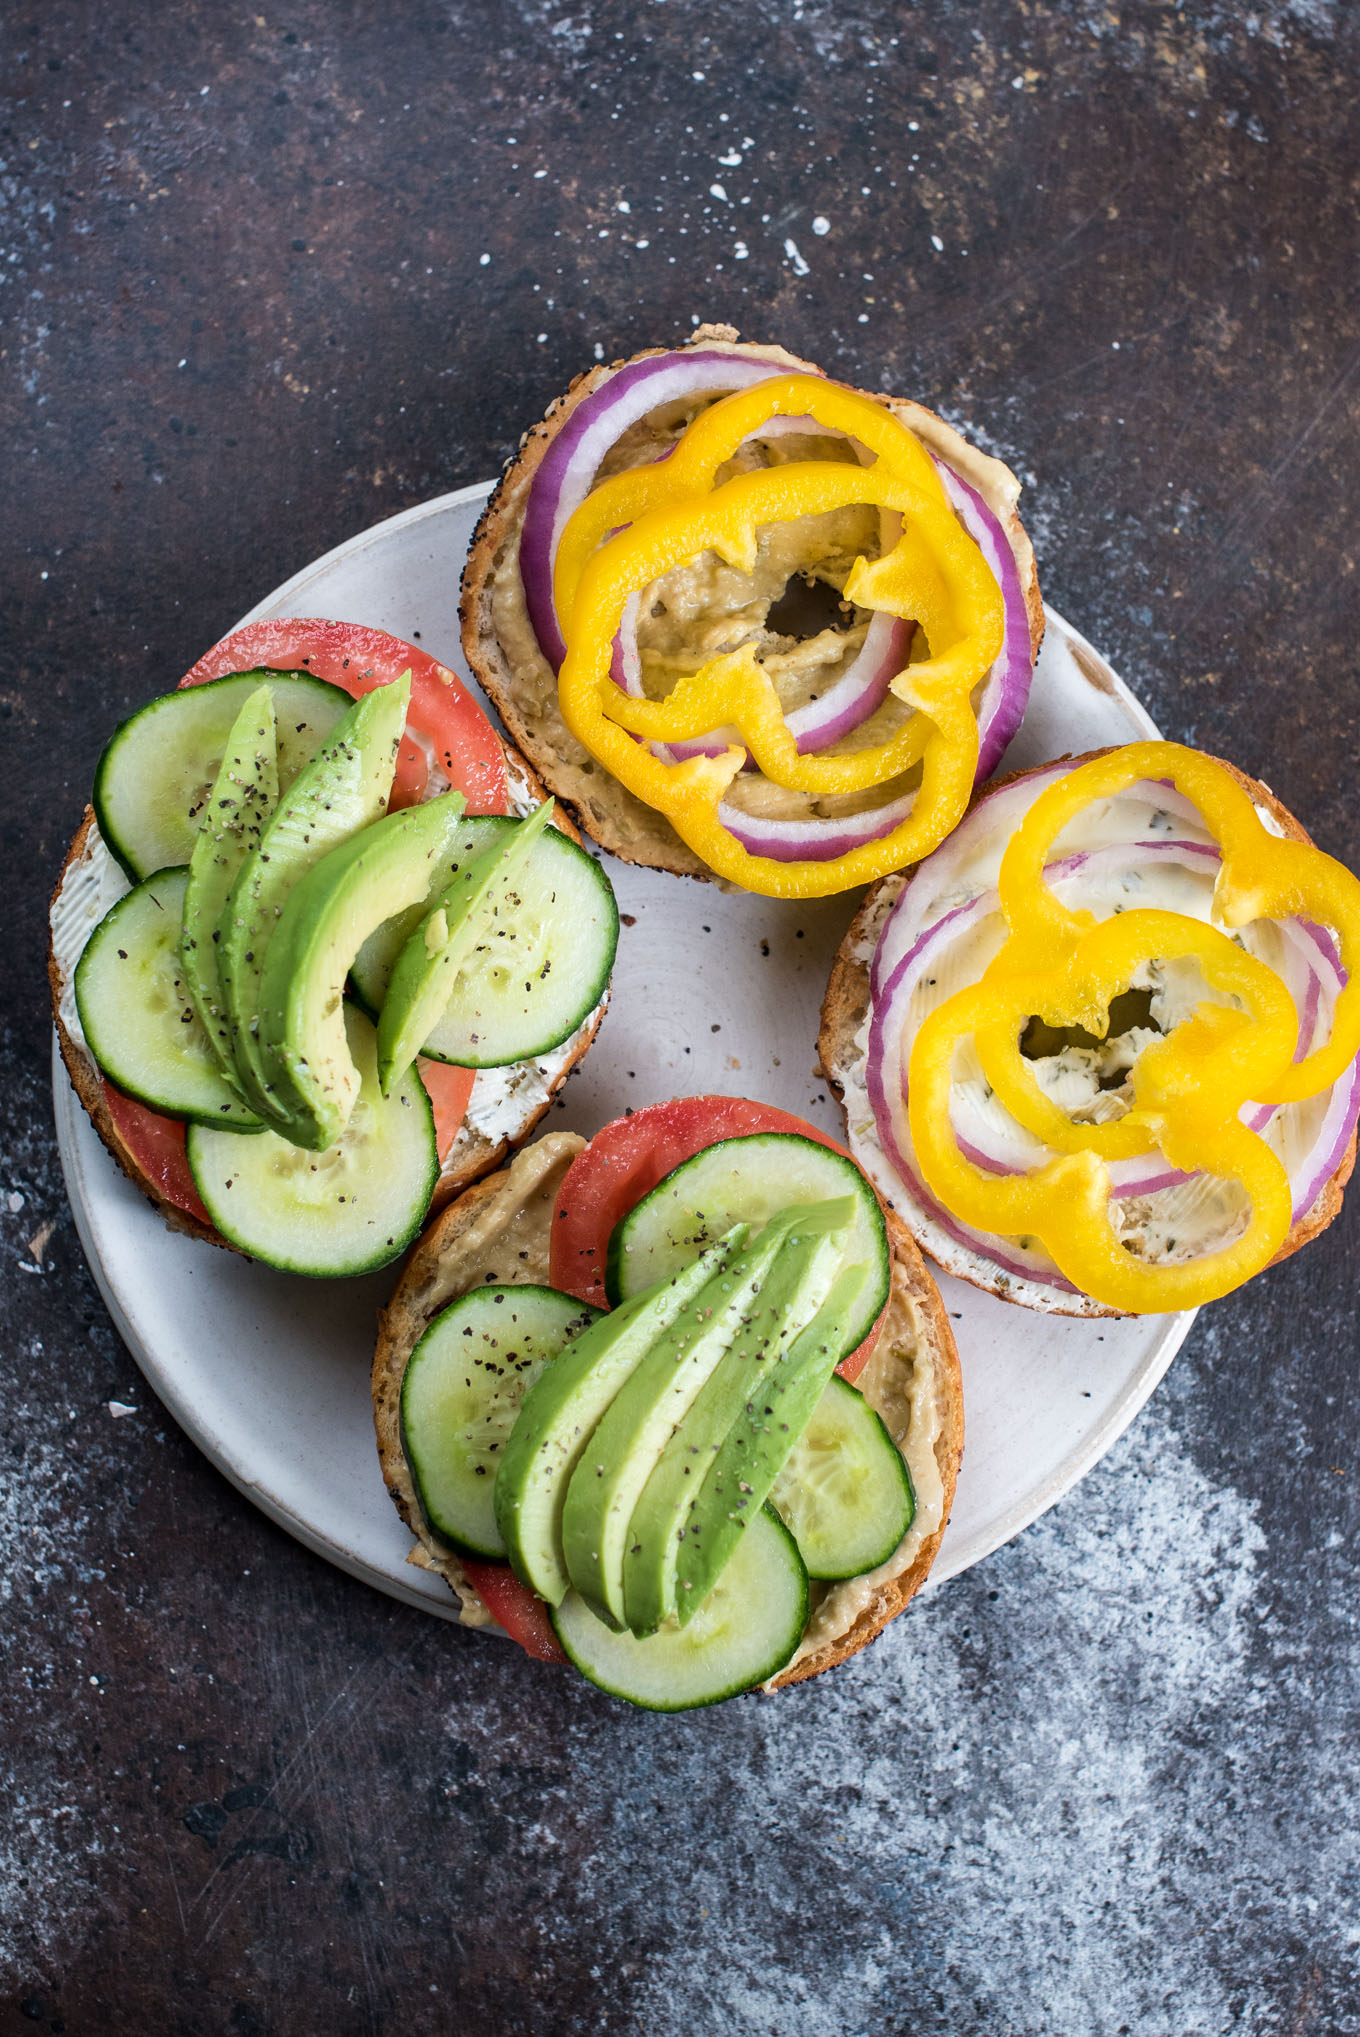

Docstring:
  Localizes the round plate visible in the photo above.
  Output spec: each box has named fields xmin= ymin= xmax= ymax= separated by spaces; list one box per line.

xmin=53 ymin=483 xmax=1195 ymax=1622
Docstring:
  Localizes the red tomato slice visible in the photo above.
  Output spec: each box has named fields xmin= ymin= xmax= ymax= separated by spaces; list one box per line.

xmin=549 ymin=1095 xmax=844 ymax=1309
xmin=459 ymin=1558 xmax=567 ymax=1665
xmin=102 ymin=1083 xmax=214 ymax=1230
xmin=178 ymin=618 xmax=509 ymax=816
xmin=417 ymin=1058 xmax=475 ymax=1164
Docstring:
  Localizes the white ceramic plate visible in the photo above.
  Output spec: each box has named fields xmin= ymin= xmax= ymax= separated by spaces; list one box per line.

xmin=53 ymin=483 xmax=1195 ymax=1622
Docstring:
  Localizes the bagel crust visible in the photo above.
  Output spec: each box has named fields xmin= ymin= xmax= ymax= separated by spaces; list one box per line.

xmin=48 ymin=723 xmax=610 ymax=1255
xmin=459 ymin=324 xmax=1043 ymax=884
xmin=818 ymin=750 xmax=1357 ymax=1317
xmin=372 ymin=1130 xmax=964 ymax=1692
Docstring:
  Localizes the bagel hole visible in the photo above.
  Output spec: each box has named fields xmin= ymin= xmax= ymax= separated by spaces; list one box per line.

xmin=764 ymin=572 xmax=852 ymax=641
xmin=1020 ymin=986 xmax=1158 ymax=1088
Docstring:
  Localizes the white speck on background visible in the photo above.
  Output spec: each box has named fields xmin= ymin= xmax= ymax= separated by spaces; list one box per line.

xmin=811 ymin=214 xmax=830 ymax=236
xmin=783 ymin=238 xmax=809 ymax=277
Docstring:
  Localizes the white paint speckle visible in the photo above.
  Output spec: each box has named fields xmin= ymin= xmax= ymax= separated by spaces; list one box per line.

xmin=783 ymin=237 xmax=810 ymax=277
xmin=811 ymin=214 xmax=831 ymax=236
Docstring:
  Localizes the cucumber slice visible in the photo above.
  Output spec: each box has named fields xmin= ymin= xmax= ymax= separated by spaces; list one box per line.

xmin=552 ymin=1504 xmax=808 ymax=1711
xmin=608 ymin=1132 xmax=889 ymax=1352
xmin=93 ymin=670 xmax=350 ymax=883
xmin=74 ymin=867 xmax=262 ymax=1130
xmin=351 ymin=814 xmax=618 ymax=1067
xmin=400 ymin=1285 xmax=603 ymax=1560
xmin=769 ymin=1374 xmax=914 ymax=1581
xmin=186 ymin=1004 xmax=437 ymax=1277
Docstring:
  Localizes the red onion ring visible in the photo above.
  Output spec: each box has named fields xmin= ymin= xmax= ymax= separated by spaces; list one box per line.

xmin=520 ymin=349 xmax=789 ymax=671
xmin=931 ymin=458 xmax=1035 ymax=781
xmin=716 ymin=792 xmax=916 ymax=864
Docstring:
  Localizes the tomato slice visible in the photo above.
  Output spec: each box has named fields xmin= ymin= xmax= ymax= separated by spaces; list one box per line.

xmin=178 ymin=618 xmax=509 ymax=816
xmin=459 ymin=1558 xmax=567 ymax=1665
xmin=101 ymin=1083 xmax=214 ymax=1230
xmin=417 ymin=1058 xmax=475 ymax=1165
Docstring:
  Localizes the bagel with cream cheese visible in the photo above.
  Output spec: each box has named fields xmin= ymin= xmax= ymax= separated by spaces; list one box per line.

xmin=819 ymin=749 xmax=1359 ymax=1316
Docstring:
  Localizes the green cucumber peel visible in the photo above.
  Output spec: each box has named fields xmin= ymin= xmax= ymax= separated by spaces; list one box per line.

xmin=376 ymin=798 xmax=556 ymax=1094
xmin=179 ymin=682 xmax=279 ymax=1093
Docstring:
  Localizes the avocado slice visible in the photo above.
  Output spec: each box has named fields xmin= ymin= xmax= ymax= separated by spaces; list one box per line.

xmin=621 ymin=1219 xmax=861 ymax=1635
xmin=376 ymin=798 xmax=556 ymax=1095
xmin=560 ymin=1198 xmax=856 ymax=1632
xmin=218 ymin=673 xmax=411 ymax=1124
xmin=253 ymin=790 xmax=469 ymax=1152
xmin=672 ymin=1263 xmax=870 ymax=1623
xmin=180 ymin=682 xmax=279 ymax=1092
xmin=494 ymin=1229 xmax=747 ymax=1608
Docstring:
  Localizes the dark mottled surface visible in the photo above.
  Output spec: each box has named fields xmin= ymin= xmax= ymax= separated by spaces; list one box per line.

xmin=3 ymin=3 xmax=1359 ymax=2031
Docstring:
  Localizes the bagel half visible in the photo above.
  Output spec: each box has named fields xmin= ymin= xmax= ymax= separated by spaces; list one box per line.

xmin=459 ymin=324 xmax=1043 ymax=882
xmin=372 ymin=1129 xmax=964 ymax=1691
xmin=49 ymin=736 xmax=609 ymax=1254
xmin=819 ymin=751 xmax=1357 ymax=1317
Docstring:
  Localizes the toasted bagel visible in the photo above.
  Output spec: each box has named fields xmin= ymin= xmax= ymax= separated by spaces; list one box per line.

xmin=49 ymin=725 xmax=609 ymax=1253
xmin=459 ymin=324 xmax=1043 ymax=883
xmin=819 ymin=750 xmax=1356 ymax=1316
xmin=372 ymin=1129 xmax=964 ymax=1689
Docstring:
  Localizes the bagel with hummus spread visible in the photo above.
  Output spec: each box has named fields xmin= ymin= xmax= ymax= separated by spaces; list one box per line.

xmin=49 ymin=619 xmax=618 ymax=1276
xmin=373 ymin=1095 xmax=962 ymax=1707
xmin=460 ymin=325 xmax=1042 ymax=900
xmin=819 ymin=744 xmax=1360 ymax=1316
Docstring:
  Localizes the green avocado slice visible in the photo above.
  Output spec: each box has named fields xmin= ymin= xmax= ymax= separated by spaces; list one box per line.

xmin=672 ymin=1262 xmax=870 ymax=1623
xmin=621 ymin=1227 xmax=861 ymax=1635
xmin=560 ymin=1197 xmax=856 ymax=1632
xmin=493 ymin=1230 xmax=747 ymax=1609
xmin=179 ymin=683 xmax=279 ymax=1092
xmin=253 ymin=790 xmax=469 ymax=1152
xmin=375 ymin=797 xmax=555 ymax=1094
xmin=217 ymin=673 xmax=411 ymax=1124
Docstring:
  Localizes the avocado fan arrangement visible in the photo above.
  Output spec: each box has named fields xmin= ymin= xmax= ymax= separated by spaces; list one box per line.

xmin=71 ymin=667 xmax=617 ymax=1277
xmin=399 ymin=1133 xmax=912 ymax=1709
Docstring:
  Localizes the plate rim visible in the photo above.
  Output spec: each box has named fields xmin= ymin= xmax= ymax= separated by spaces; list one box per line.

xmin=52 ymin=478 xmax=1196 ymax=1620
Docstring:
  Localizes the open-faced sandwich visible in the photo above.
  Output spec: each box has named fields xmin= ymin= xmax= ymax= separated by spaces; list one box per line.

xmin=373 ymin=1096 xmax=962 ymax=1707
xmin=820 ymin=742 xmax=1360 ymax=1315
xmin=462 ymin=325 xmax=1042 ymax=899
xmin=49 ymin=619 xmax=618 ymax=1277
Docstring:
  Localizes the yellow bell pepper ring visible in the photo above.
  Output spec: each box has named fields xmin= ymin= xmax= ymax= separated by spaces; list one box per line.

xmin=906 ymin=742 xmax=1360 ymax=1311
xmin=554 ymin=380 xmax=1005 ymax=898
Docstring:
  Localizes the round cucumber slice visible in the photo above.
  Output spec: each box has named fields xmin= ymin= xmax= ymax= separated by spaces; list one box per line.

xmin=607 ymin=1132 xmax=889 ymax=1352
xmin=552 ymin=1504 xmax=808 ymax=1710
xmin=350 ymin=814 xmax=618 ymax=1067
xmin=401 ymin=1284 xmax=603 ymax=1560
xmin=74 ymin=867 xmax=261 ymax=1130
xmin=769 ymin=1374 xmax=915 ymax=1581
xmin=93 ymin=670 xmax=351 ymax=882
xmin=186 ymin=1005 xmax=437 ymax=1277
